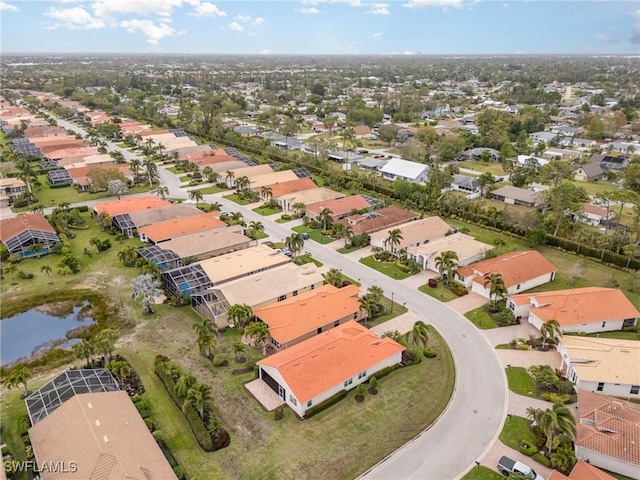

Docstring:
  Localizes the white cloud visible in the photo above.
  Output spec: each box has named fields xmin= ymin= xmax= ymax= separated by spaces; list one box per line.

xmin=632 ymin=9 xmax=640 ymax=19
xmin=45 ymin=6 xmax=105 ymax=29
xmin=299 ymin=7 xmax=319 ymax=14
xmin=260 ymin=49 xmax=271 ymax=54
xmin=502 ymin=2 xmax=509 ymax=7
xmin=0 ymin=2 xmax=19 ymax=12
xmin=369 ymin=2 xmax=389 ymax=15
xmin=92 ymin=0 xmax=183 ymax=19
xmin=228 ymin=21 xmax=243 ymax=31
xmin=120 ymin=18 xmax=184 ymax=44
xmin=54 ymin=0 xmax=87 ymax=3
xmin=236 ymin=14 xmax=251 ymax=23
xmin=252 ymin=16 xmax=265 ymax=26
xmin=403 ymin=0 xmax=462 ymax=10
xmin=190 ymin=2 xmax=226 ymax=17
xmin=302 ymin=0 xmax=362 ymax=6
xmin=596 ymin=32 xmax=611 ymax=42
xmin=372 ymin=32 xmax=384 ymax=39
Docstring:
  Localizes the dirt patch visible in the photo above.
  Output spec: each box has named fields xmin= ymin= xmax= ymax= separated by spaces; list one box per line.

xmin=232 ymin=367 xmax=254 ymax=376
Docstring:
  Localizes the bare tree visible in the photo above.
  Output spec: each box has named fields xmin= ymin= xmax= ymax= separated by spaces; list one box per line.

xmin=567 ymin=262 xmax=584 ymax=286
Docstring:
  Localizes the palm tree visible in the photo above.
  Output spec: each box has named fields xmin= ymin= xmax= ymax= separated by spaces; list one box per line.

xmin=343 ymin=225 xmax=355 ymax=247
xmin=292 ymin=202 xmax=306 ymax=217
xmin=189 ymin=189 xmax=204 ymax=204
xmin=106 ymin=360 xmax=132 ymax=380
xmin=261 ymin=186 xmax=273 ymax=202
xmin=129 ymin=158 xmax=142 ymax=183
xmin=3 ymin=262 xmax=18 ymax=283
xmin=434 ymin=250 xmax=459 ymax=286
xmin=316 ymin=208 xmax=333 ymax=231
xmin=207 ymin=170 xmax=221 ymax=184
xmin=248 ymin=220 xmax=265 ymax=236
xmin=131 ymin=273 xmax=162 ymax=314
xmin=144 ymin=158 xmax=159 ymax=188
xmin=539 ymin=403 xmax=576 ymax=451
xmin=235 ymin=176 xmax=250 ymax=192
xmin=359 ymin=296 xmax=375 ymax=326
xmin=40 ymin=264 xmax=52 ymax=276
xmin=367 ymin=285 xmax=384 ymax=305
xmin=134 ymin=134 xmax=143 ymax=148
xmin=483 ymin=272 xmax=507 ymax=308
xmin=192 ymin=317 xmax=216 ymax=358
xmin=3 ymin=366 xmax=32 ymax=395
xmin=73 ymin=340 xmax=95 ymax=367
xmin=285 ymin=233 xmax=305 ymax=257
xmin=118 ymin=244 xmax=138 ymax=266
xmin=156 ymin=185 xmax=170 ymax=200
xmin=232 ymin=342 xmax=246 ymax=362
xmin=182 ymin=383 xmax=212 ymax=421
xmin=225 ymin=170 xmax=235 ymax=188
xmin=15 ymin=159 xmax=38 ymax=204
xmin=227 ymin=304 xmax=253 ymax=328
xmin=245 ymin=321 xmax=270 ymax=354
xmin=405 ymin=321 xmax=430 ymax=351
xmin=174 ymin=372 xmax=197 ymax=399
xmin=94 ymin=328 xmax=118 ymax=363
xmin=323 ymin=268 xmax=343 ymax=288
xmin=492 ymin=238 xmax=507 ymax=253
xmin=385 ymin=229 xmax=404 ymax=254
xmin=540 ymin=319 xmax=562 ymax=349
xmin=209 ymin=201 xmax=223 ymax=212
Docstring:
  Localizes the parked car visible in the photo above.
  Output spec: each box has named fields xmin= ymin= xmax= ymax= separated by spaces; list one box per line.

xmin=497 ymin=456 xmax=544 ymax=480
xmin=301 ymin=232 xmax=310 ymax=240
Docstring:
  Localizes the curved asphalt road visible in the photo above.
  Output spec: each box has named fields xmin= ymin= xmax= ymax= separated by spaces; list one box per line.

xmin=47 ymin=114 xmax=507 ymax=479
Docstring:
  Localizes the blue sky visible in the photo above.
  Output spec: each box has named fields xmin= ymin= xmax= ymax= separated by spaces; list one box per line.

xmin=1 ymin=0 xmax=639 ymax=55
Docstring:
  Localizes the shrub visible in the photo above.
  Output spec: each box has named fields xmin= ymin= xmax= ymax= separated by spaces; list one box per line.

xmin=402 ymin=349 xmax=422 ymax=366
xmin=144 ymin=417 xmax=155 ymax=430
xmin=152 ymin=430 xmax=163 ymax=443
xmin=76 ymin=205 xmax=89 ymax=212
xmin=213 ymin=354 xmax=227 ymax=367
xmin=305 ymin=390 xmax=348 ymax=418
xmin=448 ymin=283 xmax=468 ymax=297
xmin=532 ymin=453 xmax=551 ymax=468
xmin=18 ymin=270 xmax=34 ymax=280
xmin=518 ymin=439 xmax=537 ymax=456
xmin=173 ymin=467 xmax=185 ymax=480
xmin=138 ymin=409 xmax=150 ymax=419
xmin=423 ymin=348 xmax=437 ymax=358
xmin=541 ymin=392 xmax=572 ymax=404
xmin=371 ymin=364 xmax=400 ymax=381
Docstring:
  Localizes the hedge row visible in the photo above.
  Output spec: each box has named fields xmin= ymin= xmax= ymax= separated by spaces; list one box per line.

xmin=305 ymin=390 xmax=348 ymax=419
xmin=153 ymin=356 xmax=214 ymax=451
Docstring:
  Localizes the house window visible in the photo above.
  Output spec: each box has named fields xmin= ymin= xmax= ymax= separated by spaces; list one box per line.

xmin=343 ymin=378 xmax=353 ymax=388
xmin=311 ymin=284 xmax=315 ymax=290
xmin=358 ymin=371 xmax=367 ymax=379
xmin=289 ymin=395 xmax=297 ymax=406
xmin=597 ymin=382 xmax=605 ymax=391
xmin=353 ymin=312 xmax=358 ymax=319
xmin=516 ymin=284 xmax=521 ymax=290
xmin=307 ymin=400 xmax=313 ymax=407
xmin=631 ymin=385 xmax=640 ymax=395
xmin=623 ymin=318 xmax=635 ymax=327
xmin=508 ymin=301 xmax=515 ymax=311
xmin=602 ymin=322 xmax=606 ymax=328
xmin=334 ymin=320 xmax=339 ymax=327
xmin=271 ymin=338 xmax=281 ymax=348
xmin=293 ymin=290 xmax=298 ymax=297
xmin=277 ymin=295 xmax=286 ymax=302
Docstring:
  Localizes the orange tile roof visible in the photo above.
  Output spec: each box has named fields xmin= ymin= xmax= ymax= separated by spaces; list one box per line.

xmin=306 ymin=194 xmax=370 ymax=218
xmin=576 ymin=390 xmax=640 ymax=467
xmin=582 ymin=203 xmax=609 ymax=217
xmin=353 ymin=125 xmax=371 ymax=135
xmin=66 ymin=163 xmax=132 ymax=181
xmin=45 ymin=146 xmax=99 ymax=160
xmin=510 ymin=287 xmax=639 ymax=326
xmin=39 ymin=141 xmax=87 ymax=154
xmin=339 ymin=206 xmax=418 ymax=235
xmin=457 ymin=251 xmax=557 ymax=289
xmin=568 ymin=461 xmax=616 ymax=480
xmin=93 ymin=196 xmax=171 ymax=217
xmin=548 ymin=471 xmax=571 ymax=480
xmin=137 ymin=212 xmax=226 ymax=243
xmin=0 ymin=214 xmax=56 ymax=243
xmin=255 ymin=284 xmax=362 ymax=344
xmin=258 ymin=321 xmax=405 ymax=403
xmin=262 ymin=177 xmax=317 ymax=197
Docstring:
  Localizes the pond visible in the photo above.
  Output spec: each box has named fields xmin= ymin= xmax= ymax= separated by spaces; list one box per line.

xmin=1 ymin=301 xmax=95 ymax=366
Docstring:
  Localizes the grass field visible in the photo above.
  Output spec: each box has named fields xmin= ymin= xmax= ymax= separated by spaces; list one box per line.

xmin=292 ymin=225 xmax=334 ymax=244
xmin=499 ymin=415 xmax=535 ymax=450
xmin=418 ymin=282 xmax=459 ymax=302
xmin=222 ymin=193 xmax=251 ymax=205
xmin=458 ymin=161 xmax=507 ymax=176
xmin=359 ymin=256 xmax=413 ymax=280
xmin=461 ymin=466 xmax=503 ymax=480
xmin=505 ymin=367 xmax=536 ymax=398
xmin=336 ymin=244 xmax=365 ymax=254
xmin=367 ymin=297 xmax=409 ymax=328
xmin=252 ymin=205 xmax=282 ymax=216
xmin=464 ymin=307 xmax=498 ymax=329
xmin=191 ymin=185 xmax=226 ymax=195
xmin=292 ymin=253 xmax=323 ymax=268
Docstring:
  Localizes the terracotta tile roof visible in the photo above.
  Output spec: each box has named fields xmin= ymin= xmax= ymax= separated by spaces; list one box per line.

xmin=29 ymin=391 xmax=177 ymax=480
xmin=306 ymin=195 xmax=371 ymax=219
xmin=567 ymin=460 xmax=616 ymax=480
xmin=353 ymin=125 xmax=371 ymax=135
xmin=0 ymin=214 xmax=56 ymax=243
xmin=255 ymin=284 xmax=362 ymax=345
xmin=250 ymin=171 xmax=300 ymax=189
xmin=576 ymin=390 xmax=640 ymax=467
xmin=338 ymin=206 xmax=418 ymax=235
xmin=457 ymin=251 xmax=557 ymax=289
xmin=510 ymin=287 xmax=639 ymax=327
xmin=66 ymin=164 xmax=132 ymax=182
xmin=39 ymin=141 xmax=87 ymax=154
xmin=258 ymin=321 xmax=405 ymax=403
xmin=29 ymin=135 xmax=80 ymax=145
xmin=139 ymin=129 xmax=169 ymax=136
xmin=259 ymin=178 xmax=317 ymax=197
xmin=369 ymin=216 xmax=452 ymax=249
xmin=45 ymin=146 xmax=99 ymax=160
xmin=93 ymin=196 xmax=171 ymax=217
xmin=137 ymin=212 xmax=226 ymax=243
xmin=582 ymin=203 xmax=609 ymax=217
xmin=559 ymin=335 xmax=640 ymax=385
xmin=548 ymin=470 xmax=571 ymax=480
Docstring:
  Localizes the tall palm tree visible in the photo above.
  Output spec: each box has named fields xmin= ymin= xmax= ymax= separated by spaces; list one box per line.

xmin=182 ymin=383 xmax=212 ymax=421
xmin=3 ymin=366 xmax=32 ymax=395
xmin=232 ymin=342 xmax=245 ymax=362
xmin=94 ymin=328 xmax=118 ymax=363
xmin=367 ymin=285 xmax=384 ymax=305
xmin=483 ymin=272 xmax=507 ymax=308
xmin=134 ymin=134 xmax=143 ymax=148
xmin=261 ymin=186 xmax=273 ymax=202
xmin=405 ymin=321 xmax=430 ymax=351
xmin=189 ymin=189 xmax=204 ymax=204
xmin=540 ymin=319 xmax=562 ymax=349
xmin=207 ymin=170 xmax=221 ymax=184
xmin=434 ymin=250 xmax=459 ymax=286
xmin=156 ymin=185 xmax=170 ymax=200
xmin=359 ymin=296 xmax=375 ymax=326
xmin=285 ymin=233 xmax=305 ymax=257
xmin=385 ymin=229 xmax=404 ymax=254
xmin=192 ymin=317 xmax=216 ymax=357
xmin=129 ymin=158 xmax=142 ymax=182
xmin=539 ymin=403 xmax=576 ymax=451
xmin=225 ymin=170 xmax=235 ymax=188
xmin=118 ymin=244 xmax=138 ymax=266
xmin=73 ymin=340 xmax=95 ymax=367
xmin=131 ymin=273 xmax=162 ymax=314
xmin=245 ymin=321 xmax=270 ymax=354
xmin=227 ymin=304 xmax=254 ymax=328
xmin=143 ymin=158 xmax=159 ymax=188
xmin=235 ymin=176 xmax=250 ymax=192
xmin=174 ymin=372 xmax=197 ymax=399
xmin=316 ymin=208 xmax=333 ymax=231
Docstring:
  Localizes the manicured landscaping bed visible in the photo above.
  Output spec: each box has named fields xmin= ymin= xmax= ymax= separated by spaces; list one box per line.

xmin=292 ymin=225 xmax=334 ymax=244
xmin=464 ymin=306 xmax=498 ymax=329
xmin=418 ymin=282 xmax=459 ymax=302
xmin=222 ymin=193 xmax=251 ymax=205
xmin=359 ymin=255 xmax=413 ymax=280
xmin=292 ymin=253 xmax=323 ymax=268
xmin=336 ymin=244 xmax=365 ymax=254
xmin=252 ymin=205 xmax=281 ymax=216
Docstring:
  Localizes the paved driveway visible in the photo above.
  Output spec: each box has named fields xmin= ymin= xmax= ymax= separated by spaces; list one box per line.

xmin=447 ymin=293 xmax=488 ymax=315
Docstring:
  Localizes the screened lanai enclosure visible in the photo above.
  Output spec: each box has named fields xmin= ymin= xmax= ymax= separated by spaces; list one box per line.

xmin=160 ymin=263 xmax=212 ymax=298
xmin=4 ymin=227 xmax=60 ymax=257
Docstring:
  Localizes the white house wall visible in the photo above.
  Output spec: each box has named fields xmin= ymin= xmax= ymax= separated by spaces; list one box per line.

xmin=471 ymin=272 xmax=554 ymax=299
xmin=530 ymin=313 xmax=627 ymax=334
xmin=575 ymin=447 xmax=640 ymax=480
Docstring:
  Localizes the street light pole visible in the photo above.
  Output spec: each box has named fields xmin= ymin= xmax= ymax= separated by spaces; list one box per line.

xmin=391 ymin=292 xmax=394 ymax=314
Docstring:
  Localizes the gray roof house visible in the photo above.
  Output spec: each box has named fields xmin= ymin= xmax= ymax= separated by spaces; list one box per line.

xmin=590 ymin=154 xmax=630 ymax=171
xmin=451 ymin=174 xmax=480 ymax=194
xmin=572 ymin=163 xmax=605 ymax=182
xmin=491 ymin=186 xmax=540 ymax=208
xmin=379 ymin=158 xmax=429 ymax=185
xmin=458 ymin=148 xmax=500 ymax=162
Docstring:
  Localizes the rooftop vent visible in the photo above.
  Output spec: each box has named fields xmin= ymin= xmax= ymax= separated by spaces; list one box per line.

xmin=87 ymin=402 xmax=93 ymax=409
xmin=95 ymin=420 xmax=101 ymax=427
xmin=103 ymin=435 xmax=109 ymax=443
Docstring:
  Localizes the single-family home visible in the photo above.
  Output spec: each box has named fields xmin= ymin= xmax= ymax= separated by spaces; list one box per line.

xmin=571 ymin=138 xmax=597 ymax=149
xmin=191 ymin=263 xmax=325 ymax=328
xmin=337 ymin=206 xmax=418 ymax=235
xmin=247 ymin=170 xmax=300 ymax=190
xmin=93 ymin=196 xmax=171 ymax=218
xmin=408 ymin=232 xmax=493 ymax=272
xmin=0 ymin=214 xmax=60 ymax=257
xmin=572 ymin=163 xmax=605 ymax=182
xmin=457 ymin=250 xmax=557 ymax=299
xmin=557 ymin=336 xmax=639 ymax=398
xmin=575 ymin=390 xmax=640 ymax=479
xmin=574 ymin=203 xmax=615 ymax=226
xmin=369 ymin=216 xmax=453 ymax=254
xmin=112 ymin=204 xmax=202 ymax=238
xmin=0 ymin=177 xmax=26 ymax=207
xmin=491 ymin=186 xmax=541 ymax=208
xmin=458 ymin=148 xmax=501 ymax=162
xmin=450 ymin=174 xmax=480 ymax=194
xmin=529 ymin=131 xmax=558 ymax=144
xmin=28 ymin=390 xmax=177 ymax=480
xmin=357 ymin=157 xmax=388 ymax=172
xmin=137 ymin=212 xmax=227 ymax=244
xmin=353 ymin=125 xmax=372 ymax=138
xmin=547 ymin=460 xmax=617 ymax=480
xmin=255 ymin=177 xmax=317 ymax=201
xmin=379 ymin=158 xmax=429 ymax=185
xmin=255 ymin=284 xmax=363 ymax=351
xmin=277 ymin=187 xmax=344 ymax=212
xmin=590 ymin=154 xmax=630 ymax=171
xmin=305 ymin=195 xmax=371 ymax=222
xmin=66 ymin=164 xmax=134 ymax=192
xmin=507 ymin=287 xmax=638 ymax=334
xmin=256 ymin=321 xmax=405 ymax=418
xmin=542 ymin=148 xmax=581 ymax=161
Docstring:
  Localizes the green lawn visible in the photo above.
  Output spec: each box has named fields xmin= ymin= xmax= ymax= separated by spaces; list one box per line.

xmin=418 ymin=282 xmax=459 ymax=302
xmin=222 ymin=193 xmax=251 ymax=205
xmin=252 ymin=205 xmax=282 ymax=216
xmin=292 ymin=225 xmax=334 ymax=245
xmin=499 ymin=415 xmax=535 ymax=450
xmin=336 ymin=244 xmax=365 ymax=254
xmin=462 ymin=466 xmax=504 ymax=480
xmin=586 ymin=330 xmax=640 ymax=341
xmin=116 ymin=313 xmax=455 ymax=480
xmin=567 ymin=179 xmax=620 ymax=197
xmin=458 ymin=161 xmax=507 ymax=176
xmin=293 ymin=253 xmax=323 ymax=268
xmin=505 ymin=367 xmax=537 ymax=398
xmin=359 ymin=256 xmax=413 ymax=280
xmin=367 ymin=296 xmax=409 ymax=328
xmin=248 ymin=230 xmax=269 ymax=240
xmin=464 ymin=307 xmax=498 ymax=329
xmin=191 ymin=185 xmax=226 ymax=195
xmin=165 ymin=166 xmax=181 ymax=174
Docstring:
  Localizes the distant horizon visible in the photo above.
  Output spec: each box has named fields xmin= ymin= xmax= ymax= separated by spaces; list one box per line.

xmin=3 ymin=52 xmax=640 ymax=57
xmin=1 ymin=0 xmax=638 ymax=55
